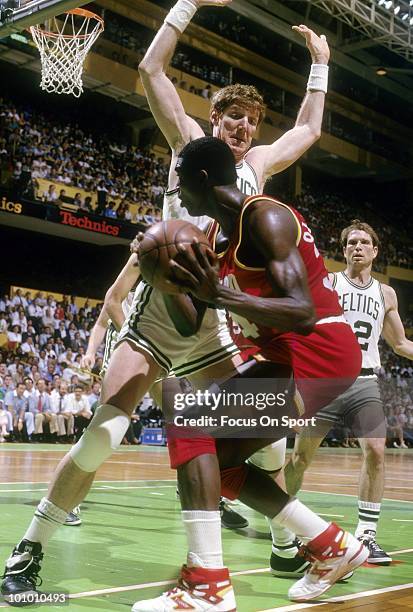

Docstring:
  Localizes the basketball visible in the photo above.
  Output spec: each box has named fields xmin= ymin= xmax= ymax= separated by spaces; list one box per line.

xmin=138 ymin=219 xmax=211 ymax=293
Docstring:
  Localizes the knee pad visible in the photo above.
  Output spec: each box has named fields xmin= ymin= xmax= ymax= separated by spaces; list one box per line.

xmin=220 ymin=465 xmax=249 ymax=500
xmin=248 ymin=438 xmax=287 ymax=472
xmin=166 ymin=425 xmax=216 ymax=469
xmin=69 ymin=404 xmax=129 ymax=472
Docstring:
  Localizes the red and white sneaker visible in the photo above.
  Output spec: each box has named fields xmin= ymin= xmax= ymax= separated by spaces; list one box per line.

xmin=131 ymin=565 xmax=236 ymax=611
xmin=288 ymin=523 xmax=368 ymax=602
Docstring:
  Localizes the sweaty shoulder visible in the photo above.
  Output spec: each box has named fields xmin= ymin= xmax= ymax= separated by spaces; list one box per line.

xmin=244 ymin=199 xmax=299 ymax=253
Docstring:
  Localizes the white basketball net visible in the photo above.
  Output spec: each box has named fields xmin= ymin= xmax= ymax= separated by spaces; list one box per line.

xmin=30 ymin=8 xmax=104 ymax=97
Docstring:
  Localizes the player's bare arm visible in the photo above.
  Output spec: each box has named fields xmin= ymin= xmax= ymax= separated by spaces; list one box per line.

xmin=82 ymin=307 xmax=109 ymax=370
xmin=171 ymin=203 xmax=316 ymax=334
xmin=105 ymin=253 xmax=140 ymax=331
xmin=138 ymin=6 xmax=207 ymax=152
xmin=246 ymin=26 xmax=329 ymax=182
xmin=381 ymin=283 xmax=413 ymax=359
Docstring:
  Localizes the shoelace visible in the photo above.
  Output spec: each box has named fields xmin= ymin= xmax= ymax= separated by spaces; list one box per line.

xmin=165 ymin=586 xmax=183 ymax=597
xmin=364 ymin=536 xmax=382 ymax=553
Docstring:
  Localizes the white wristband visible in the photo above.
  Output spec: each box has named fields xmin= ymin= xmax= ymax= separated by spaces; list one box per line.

xmin=307 ymin=64 xmax=329 ymax=93
xmin=164 ymin=0 xmax=198 ymax=34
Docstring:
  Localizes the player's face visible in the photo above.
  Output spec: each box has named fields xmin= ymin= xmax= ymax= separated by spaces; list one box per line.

xmin=344 ymin=230 xmax=378 ymax=267
xmin=178 ymin=182 xmax=205 ymax=215
xmin=177 ymin=173 xmax=211 ymax=216
xmin=211 ymin=103 xmax=260 ymax=161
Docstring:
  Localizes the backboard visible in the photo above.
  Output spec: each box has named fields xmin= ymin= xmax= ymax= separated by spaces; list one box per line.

xmin=0 ymin=0 xmax=88 ymax=38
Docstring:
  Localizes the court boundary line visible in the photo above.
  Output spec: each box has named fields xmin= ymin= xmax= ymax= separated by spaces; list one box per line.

xmin=1 ymin=549 xmax=411 ymax=607
xmin=258 ymin=581 xmax=413 ymax=611
xmin=0 ymin=479 xmax=176 ymax=485
xmin=1 ymin=481 xmax=412 ymax=506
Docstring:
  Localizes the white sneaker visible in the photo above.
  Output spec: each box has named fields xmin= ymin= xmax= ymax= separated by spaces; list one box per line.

xmin=132 ymin=565 xmax=236 ymax=611
xmin=400 ymin=442 xmax=408 ymax=449
xmin=288 ymin=523 xmax=369 ymax=602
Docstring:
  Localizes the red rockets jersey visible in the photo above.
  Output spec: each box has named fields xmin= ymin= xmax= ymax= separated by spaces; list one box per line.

xmin=208 ymin=195 xmax=342 ymax=347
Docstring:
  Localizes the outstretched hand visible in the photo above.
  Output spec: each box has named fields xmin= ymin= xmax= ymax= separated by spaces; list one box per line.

xmin=169 ymin=239 xmax=221 ymax=302
xmin=292 ymin=25 xmax=330 ymax=65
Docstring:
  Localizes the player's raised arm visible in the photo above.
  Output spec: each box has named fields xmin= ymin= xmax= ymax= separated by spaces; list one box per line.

xmin=138 ymin=0 xmax=229 ymax=150
xmin=104 ymin=253 xmax=140 ymax=331
xmin=246 ymin=26 xmax=329 ymax=181
xmin=381 ymin=284 xmax=413 ymax=359
xmin=171 ymin=204 xmax=316 ymax=334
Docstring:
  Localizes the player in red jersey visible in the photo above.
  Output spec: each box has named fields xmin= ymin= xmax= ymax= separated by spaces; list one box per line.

xmin=172 ymin=136 xmax=362 ymax=417
xmin=131 ymin=136 xmax=367 ymax=609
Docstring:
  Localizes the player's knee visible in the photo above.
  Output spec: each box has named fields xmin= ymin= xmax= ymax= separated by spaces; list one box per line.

xmin=248 ymin=439 xmax=287 ymax=472
xmin=69 ymin=404 xmax=130 ymax=472
xmin=364 ymin=438 xmax=385 ymax=468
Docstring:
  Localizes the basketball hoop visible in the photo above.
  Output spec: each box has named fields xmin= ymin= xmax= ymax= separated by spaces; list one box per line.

xmin=29 ymin=8 xmax=104 ymax=97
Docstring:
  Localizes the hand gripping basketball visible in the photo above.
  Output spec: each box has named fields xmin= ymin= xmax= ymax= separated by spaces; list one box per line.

xmin=138 ymin=220 xmax=212 ymax=294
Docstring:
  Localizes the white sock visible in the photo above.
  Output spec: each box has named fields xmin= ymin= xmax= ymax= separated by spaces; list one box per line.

xmin=274 ymin=499 xmax=328 ymax=544
xmin=182 ymin=510 xmax=223 ymax=569
xmin=355 ymin=501 xmax=381 ymax=537
xmin=266 ymin=517 xmax=297 ymax=557
xmin=21 ymin=497 xmax=68 ymax=548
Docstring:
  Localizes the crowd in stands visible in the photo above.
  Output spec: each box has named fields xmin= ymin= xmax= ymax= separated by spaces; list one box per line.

xmin=0 ymin=97 xmax=167 ymax=223
xmin=288 ymin=187 xmax=413 ymax=271
xmin=1 ymin=91 xmax=412 ymax=269
xmin=103 ymin=10 xmax=230 ymax=90
xmin=0 ymin=288 xmax=412 ymax=447
xmin=0 ymin=290 xmax=163 ymax=444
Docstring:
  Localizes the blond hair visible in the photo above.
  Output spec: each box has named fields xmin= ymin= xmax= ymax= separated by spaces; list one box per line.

xmin=210 ymin=84 xmax=266 ymax=123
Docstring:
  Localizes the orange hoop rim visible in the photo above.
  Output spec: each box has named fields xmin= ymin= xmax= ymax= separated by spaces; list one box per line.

xmin=29 ymin=8 xmax=104 ymax=40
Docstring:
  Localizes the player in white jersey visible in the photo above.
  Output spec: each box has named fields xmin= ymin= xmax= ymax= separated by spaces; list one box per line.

xmin=1 ymin=3 xmax=330 ymax=607
xmin=283 ymin=219 xmax=413 ymax=566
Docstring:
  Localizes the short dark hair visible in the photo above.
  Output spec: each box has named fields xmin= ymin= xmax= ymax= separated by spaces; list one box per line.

xmin=177 ymin=137 xmax=237 ymax=186
xmin=341 ymin=219 xmax=379 ymax=248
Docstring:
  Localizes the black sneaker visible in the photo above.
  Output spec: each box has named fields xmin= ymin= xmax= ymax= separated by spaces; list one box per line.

xmin=64 ymin=506 xmax=81 ymax=526
xmin=270 ymin=539 xmax=310 ymax=578
xmin=219 ymin=500 xmax=248 ymax=529
xmin=1 ymin=540 xmax=43 ymax=605
xmin=358 ymin=530 xmax=392 ymax=565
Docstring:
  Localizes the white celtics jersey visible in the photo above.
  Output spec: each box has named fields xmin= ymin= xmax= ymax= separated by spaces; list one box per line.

xmin=162 ymin=158 xmax=259 ymax=228
xmin=332 ymin=272 xmax=385 ymax=370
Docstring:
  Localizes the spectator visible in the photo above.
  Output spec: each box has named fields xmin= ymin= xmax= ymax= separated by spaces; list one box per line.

xmin=43 ymin=184 xmax=58 ymax=204
xmin=386 ymin=406 xmax=408 ymax=448
xmin=73 ymin=192 xmax=83 ymax=208
xmin=30 ymin=378 xmax=58 ymax=442
xmin=66 ymin=385 xmax=93 ymax=440
xmin=49 ymin=380 xmax=74 ymax=441
xmin=104 ymin=201 xmax=117 ymax=219
xmin=7 ymin=325 xmax=21 ymax=351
